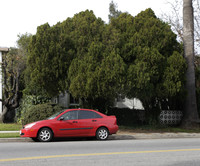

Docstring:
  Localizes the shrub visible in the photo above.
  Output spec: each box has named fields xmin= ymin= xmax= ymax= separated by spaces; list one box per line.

xmin=23 ymin=103 xmax=62 ymax=125
xmin=16 ymin=95 xmax=51 ymax=124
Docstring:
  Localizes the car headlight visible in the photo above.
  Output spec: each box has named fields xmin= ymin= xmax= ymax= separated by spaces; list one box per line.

xmin=24 ymin=123 xmax=36 ymax=129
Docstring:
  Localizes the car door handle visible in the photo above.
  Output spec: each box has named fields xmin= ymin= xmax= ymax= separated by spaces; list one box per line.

xmin=92 ymin=120 xmax=97 ymax=122
xmin=73 ymin=121 xmax=78 ymax=123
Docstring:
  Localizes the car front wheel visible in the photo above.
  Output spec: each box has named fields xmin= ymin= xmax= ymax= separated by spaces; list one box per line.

xmin=37 ymin=128 xmax=53 ymax=142
xmin=96 ymin=127 xmax=109 ymax=140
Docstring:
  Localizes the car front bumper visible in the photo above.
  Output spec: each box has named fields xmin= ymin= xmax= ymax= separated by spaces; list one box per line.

xmin=20 ymin=128 xmax=37 ymax=138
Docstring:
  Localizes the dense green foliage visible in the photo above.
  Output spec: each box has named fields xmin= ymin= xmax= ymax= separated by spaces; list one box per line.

xmin=109 ymin=9 xmax=186 ymax=123
xmin=22 ymin=103 xmax=62 ymax=125
xmin=26 ymin=23 xmax=74 ymax=96
xmin=16 ymin=95 xmax=51 ymax=124
xmin=67 ymin=11 xmax=126 ymax=107
xmin=25 ymin=8 xmax=187 ymax=123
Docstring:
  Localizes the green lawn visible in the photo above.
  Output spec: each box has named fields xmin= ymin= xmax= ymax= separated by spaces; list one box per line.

xmin=0 ymin=133 xmax=20 ymax=138
xmin=0 ymin=123 xmax=22 ymax=131
xmin=0 ymin=123 xmax=21 ymax=138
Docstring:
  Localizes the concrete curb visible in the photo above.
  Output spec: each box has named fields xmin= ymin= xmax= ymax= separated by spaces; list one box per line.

xmin=115 ymin=132 xmax=200 ymax=140
xmin=0 ymin=138 xmax=31 ymax=142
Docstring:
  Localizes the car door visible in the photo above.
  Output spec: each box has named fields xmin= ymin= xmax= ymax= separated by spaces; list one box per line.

xmin=56 ymin=110 xmax=80 ymax=137
xmin=77 ymin=110 xmax=101 ymax=136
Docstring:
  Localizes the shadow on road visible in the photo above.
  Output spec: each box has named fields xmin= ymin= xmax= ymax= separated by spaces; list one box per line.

xmin=109 ymin=134 xmax=135 ymax=140
xmin=28 ymin=134 xmax=135 ymax=142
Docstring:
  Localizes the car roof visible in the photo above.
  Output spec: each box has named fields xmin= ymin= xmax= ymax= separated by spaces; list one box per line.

xmin=63 ymin=108 xmax=106 ymax=116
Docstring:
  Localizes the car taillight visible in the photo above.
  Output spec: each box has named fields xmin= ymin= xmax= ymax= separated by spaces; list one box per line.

xmin=114 ymin=118 xmax=117 ymax=125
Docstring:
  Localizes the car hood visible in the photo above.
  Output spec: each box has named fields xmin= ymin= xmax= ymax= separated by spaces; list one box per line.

xmin=24 ymin=119 xmax=52 ymax=127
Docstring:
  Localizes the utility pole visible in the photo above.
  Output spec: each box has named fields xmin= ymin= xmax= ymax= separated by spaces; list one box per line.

xmin=0 ymin=47 xmax=9 ymax=115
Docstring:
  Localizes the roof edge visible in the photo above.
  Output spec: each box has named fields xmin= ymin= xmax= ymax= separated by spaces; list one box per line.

xmin=0 ymin=47 xmax=9 ymax=52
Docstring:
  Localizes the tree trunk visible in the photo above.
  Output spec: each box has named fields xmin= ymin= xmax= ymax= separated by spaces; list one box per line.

xmin=182 ymin=0 xmax=200 ymax=127
xmin=0 ymin=106 xmax=16 ymax=123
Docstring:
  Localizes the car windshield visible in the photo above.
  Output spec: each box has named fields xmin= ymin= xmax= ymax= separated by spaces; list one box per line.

xmin=47 ymin=110 xmax=65 ymax=120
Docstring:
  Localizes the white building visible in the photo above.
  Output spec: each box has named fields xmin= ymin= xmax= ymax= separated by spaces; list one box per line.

xmin=51 ymin=91 xmax=79 ymax=108
xmin=52 ymin=91 xmax=144 ymax=110
xmin=114 ymin=95 xmax=144 ymax=110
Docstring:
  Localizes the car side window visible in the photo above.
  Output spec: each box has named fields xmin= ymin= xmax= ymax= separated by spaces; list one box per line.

xmin=60 ymin=110 xmax=78 ymax=120
xmin=94 ymin=112 xmax=103 ymax=118
xmin=78 ymin=110 xmax=102 ymax=119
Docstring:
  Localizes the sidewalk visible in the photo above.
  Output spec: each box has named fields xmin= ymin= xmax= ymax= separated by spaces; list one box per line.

xmin=116 ymin=130 xmax=200 ymax=139
xmin=0 ymin=131 xmax=29 ymax=142
xmin=0 ymin=131 xmax=19 ymax=133
xmin=1 ymin=130 xmax=200 ymax=142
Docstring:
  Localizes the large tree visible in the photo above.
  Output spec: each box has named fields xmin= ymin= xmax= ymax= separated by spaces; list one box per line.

xmin=67 ymin=11 xmax=126 ymax=111
xmin=25 ymin=8 xmax=187 ymax=120
xmin=110 ymin=9 xmax=187 ymax=124
xmin=26 ymin=10 xmax=126 ymax=111
xmin=182 ymin=0 xmax=200 ymax=126
xmin=27 ymin=22 xmax=74 ymax=96
xmin=27 ymin=10 xmax=106 ymax=97
xmin=0 ymin=33 xmax=31 ymax=123
xmin=108 ymin=0 xmax=122 ymax=22
xmin=162 ymin=0 xmax=200 ymax=53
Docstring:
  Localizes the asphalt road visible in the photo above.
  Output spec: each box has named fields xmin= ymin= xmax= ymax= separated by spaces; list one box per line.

xmin=0 ymin=138 xmax=200 ymax=166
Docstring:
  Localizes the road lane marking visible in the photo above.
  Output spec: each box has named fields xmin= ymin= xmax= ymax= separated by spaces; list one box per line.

xmin=1 ymin=149 xmax=200 ymax=162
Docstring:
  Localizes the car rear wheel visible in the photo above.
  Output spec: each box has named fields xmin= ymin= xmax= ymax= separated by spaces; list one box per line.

xmin=96 ymin=127 xmax=109 ymax=140
xmin=37 ymin=128 xmax=53 ymax=142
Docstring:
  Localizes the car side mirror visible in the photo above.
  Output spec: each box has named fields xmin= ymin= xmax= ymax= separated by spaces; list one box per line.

xmin=59 ymin=117 xmax=64 ymax=121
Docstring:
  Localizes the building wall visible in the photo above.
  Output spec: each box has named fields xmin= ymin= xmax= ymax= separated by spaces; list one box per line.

xmin=51 ymin=92 xmax=70 ymax=108
xmin=53 ymin=91 xmax=144 ymax=110
xmin=114 ymin=97 xmax=144 ymax=110
xmin=51 ymin=92 xmax=79 ymax=108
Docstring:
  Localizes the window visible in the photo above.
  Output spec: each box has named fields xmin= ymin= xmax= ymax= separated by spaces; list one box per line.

xmin=78 ymin=110 xmax=102 ymax=119
xmin=94 ymin=112 xmax=103 ymax=118
xmin=61 ymin=110 xmax=78 ymax=120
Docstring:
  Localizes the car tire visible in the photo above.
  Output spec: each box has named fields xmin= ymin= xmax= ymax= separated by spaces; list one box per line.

xmin=37 ymin=128 xmax=53 ymax=142
xmin=96 ymin=127 xmax=109 ymax=140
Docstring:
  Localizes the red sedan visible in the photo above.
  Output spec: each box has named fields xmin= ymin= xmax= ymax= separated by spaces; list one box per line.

xmin=20 ymin=109 xmax=118 ymax=142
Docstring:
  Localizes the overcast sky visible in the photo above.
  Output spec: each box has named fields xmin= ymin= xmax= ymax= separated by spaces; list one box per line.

xmin=0 ymin=0 xmax=175 ymax=48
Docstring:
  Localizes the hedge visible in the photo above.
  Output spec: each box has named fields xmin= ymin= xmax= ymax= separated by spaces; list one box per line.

xmin=107 ymin=108 xmax=145 ymax=126
xmin=23 ymin=103 xmax=63 ymax=125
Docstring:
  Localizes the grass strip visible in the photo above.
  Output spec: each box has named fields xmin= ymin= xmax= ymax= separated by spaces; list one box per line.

xmin=0 ymin=133 xmax=20 ymax=138
xmin=0 ymin=123 xmax=22 ymax=131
